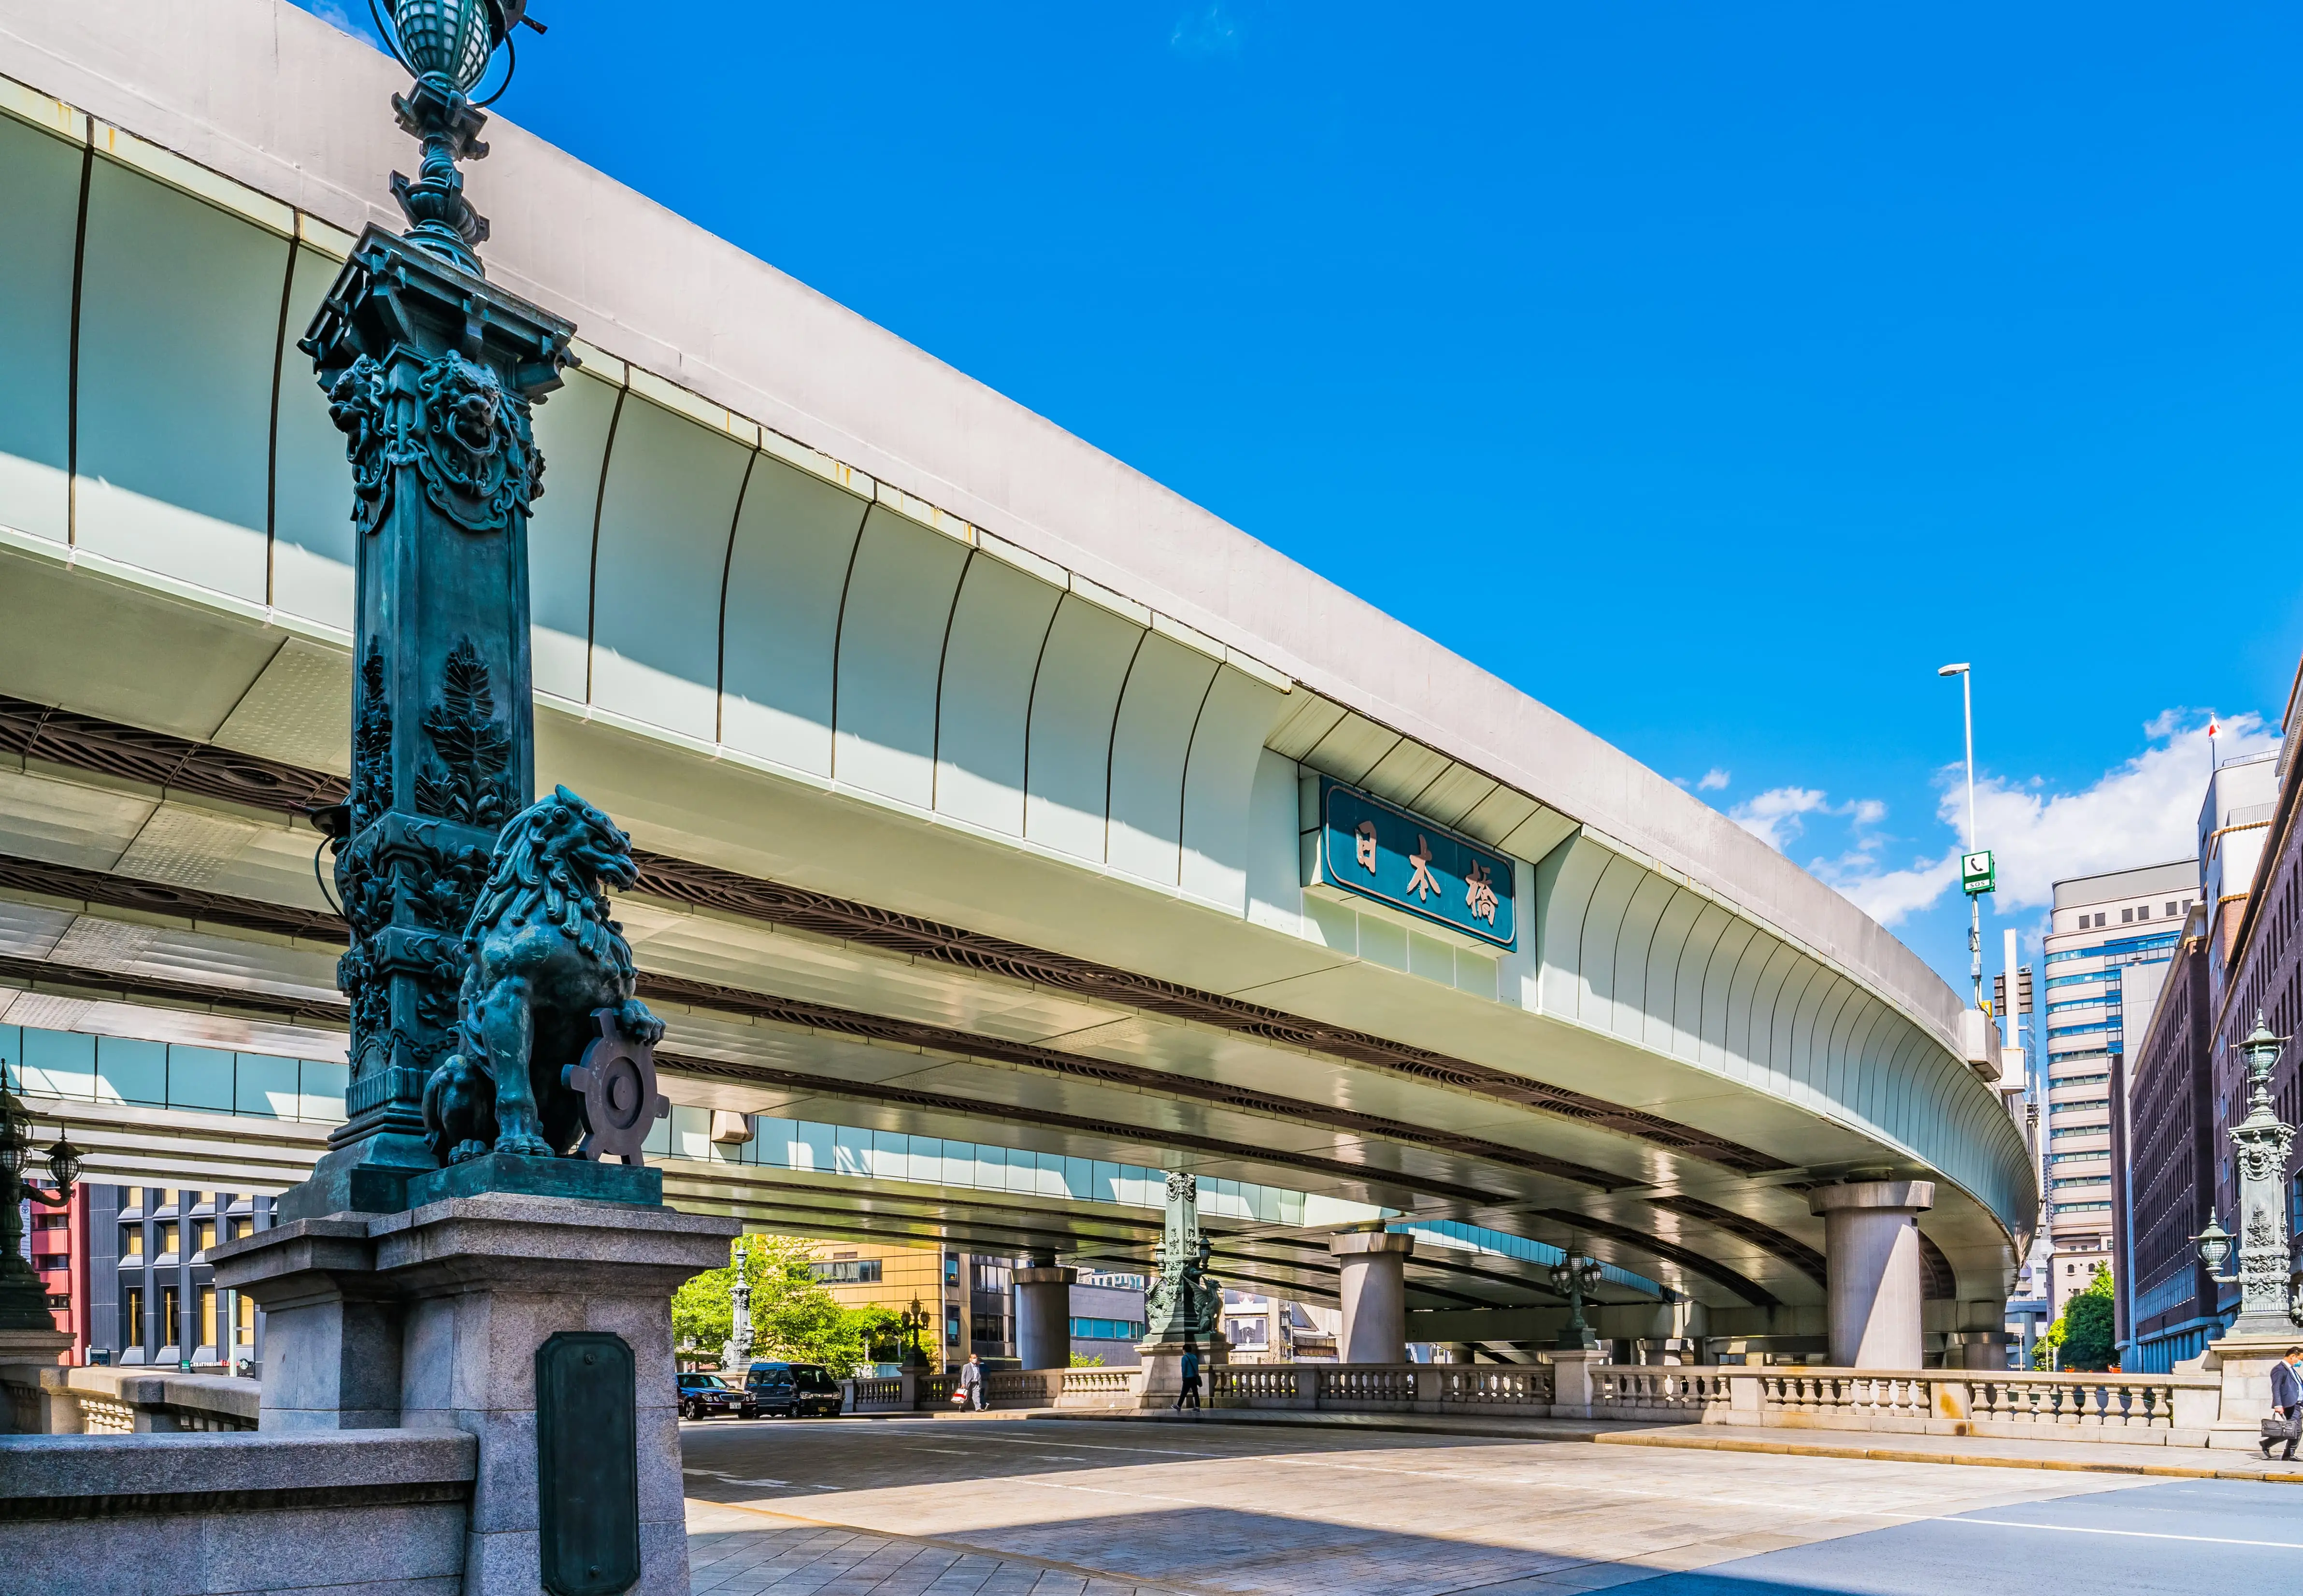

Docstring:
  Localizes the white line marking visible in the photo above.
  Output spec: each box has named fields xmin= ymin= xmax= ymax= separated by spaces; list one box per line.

xmin=1954 ymin=1518 xmax=2303 ymax=1550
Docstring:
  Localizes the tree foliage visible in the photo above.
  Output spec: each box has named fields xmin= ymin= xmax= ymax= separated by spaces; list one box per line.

xmin=2034 ymin=1262 xmax=2117 ymax=1371
xmin=671 ymin=1234 xmax=915 ymax=1374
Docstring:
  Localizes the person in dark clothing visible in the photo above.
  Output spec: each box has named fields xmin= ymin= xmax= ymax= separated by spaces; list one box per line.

xmin=2263 ymin=1346 xmax=2302 ymax=1462
xmin=1173 ymin=1347 xmax=1202 ymax=1412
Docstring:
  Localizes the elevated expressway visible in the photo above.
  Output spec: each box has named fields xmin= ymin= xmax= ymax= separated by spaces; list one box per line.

xmin=0 ymin=1 xmax=2031 ymax=1357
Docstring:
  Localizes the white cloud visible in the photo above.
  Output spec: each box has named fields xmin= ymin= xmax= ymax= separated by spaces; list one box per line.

xmin=1728 ymin=786 xmax=1830 ymax=853
xmin=1968 ymin=711 xmax=2275 ymax=911
xmin=1697 ymin=768 xmax=1731 ymax=792
xmin=1172 ymin=4 xmax=1242 ymax=56
xmin=1791 ymin=710 xmax=2278 ymax=928
xmin=1826 ymin=847 xmax=1960 ymax=926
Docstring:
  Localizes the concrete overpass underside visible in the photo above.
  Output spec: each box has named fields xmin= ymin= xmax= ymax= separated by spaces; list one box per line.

xmin=0 ymin=8 xmax=2031 ymax=1360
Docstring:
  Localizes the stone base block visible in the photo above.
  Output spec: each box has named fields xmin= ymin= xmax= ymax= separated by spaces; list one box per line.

xmin=210 ymin=1192 xmax=736 ymax=1596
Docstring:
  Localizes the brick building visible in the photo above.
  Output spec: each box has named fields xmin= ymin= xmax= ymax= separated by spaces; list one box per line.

xmin=2209 ymin=664 xmax=2303 ymax=1310
xmin=2118 ymin=918 xmax=2218 ymax=1369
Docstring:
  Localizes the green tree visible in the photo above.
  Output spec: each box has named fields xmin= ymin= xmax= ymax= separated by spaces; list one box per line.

xmin=671 ymin=1236 xmax=915 ymax=1374
xmin=2059 ymin=1263 xmax=2117 ymax=1371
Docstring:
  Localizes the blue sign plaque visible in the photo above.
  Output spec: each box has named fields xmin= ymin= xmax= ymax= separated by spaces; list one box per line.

xmin=1314 ymin=779 xmax=1516 ymax=949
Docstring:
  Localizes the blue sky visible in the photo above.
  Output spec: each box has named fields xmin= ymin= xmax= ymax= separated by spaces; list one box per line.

xmin=304 ymin=1 xmax=2303 ymax=999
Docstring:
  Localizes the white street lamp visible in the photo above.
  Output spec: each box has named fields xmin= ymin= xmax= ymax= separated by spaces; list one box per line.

xmin=1937 ymin=663 xmax=1990 ymax=1009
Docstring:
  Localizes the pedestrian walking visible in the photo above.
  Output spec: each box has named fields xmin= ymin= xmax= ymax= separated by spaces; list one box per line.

xmin=959 ymin=1352 xmax=985 ymax=1411
xmin=1173 ymin=1346 xmax=1201 ymax=1412
xmin=2262 ymin=1345 xmax=2302 ymax=1462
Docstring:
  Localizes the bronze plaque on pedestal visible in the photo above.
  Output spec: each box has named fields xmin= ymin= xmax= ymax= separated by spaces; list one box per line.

xmin=537 ymin=1330 xmax=640 ymax=1595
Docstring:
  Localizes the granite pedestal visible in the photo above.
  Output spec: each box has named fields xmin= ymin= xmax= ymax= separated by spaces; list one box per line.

xmin=212 ymin=1187 xmax=736 ymax=1595
xmin=1132 ymin=1337 xmax=1229 ymax=1409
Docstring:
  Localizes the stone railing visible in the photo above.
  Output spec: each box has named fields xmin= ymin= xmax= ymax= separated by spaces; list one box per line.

xmin=1202 ymin=1363 xmax=1555 ymax=1415
xmin=1759 ymin=1370 xmax=1935 ymax=1425
xmin=1057 ymin=1366 xmax=1144 ymax=1409
xmin=852 ymin=1359 xmax=2224 ymax=1447
xmin=1594 ymin=1366 xmax=1731 ymax=1419
xmin=0 ymin=1366 xmax=259 ymax=1435
xmin=1966 ymin=1371 xmax=2210 ymax=1433
xmin=846 ymin=1375 xmax=909 ymax=1413
xmin=986 ymin=1369 xmax=1064 ymax=1408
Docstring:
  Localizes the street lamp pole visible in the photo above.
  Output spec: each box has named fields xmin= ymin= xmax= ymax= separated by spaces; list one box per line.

xmin=0 ymin=1081 xmax=84 ymax=1335
xmin=1939 ymin=663 xmax=1984 ymax=1010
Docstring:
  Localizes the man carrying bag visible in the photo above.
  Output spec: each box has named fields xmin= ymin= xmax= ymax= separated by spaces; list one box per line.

xmin=2262 ymin=1346 xmax=2302 ymax=1462
xmin=958 ymin=1353 xmax=985 ymax=1411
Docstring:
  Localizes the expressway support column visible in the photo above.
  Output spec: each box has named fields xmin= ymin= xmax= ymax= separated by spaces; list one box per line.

xmin=1014 ymin=1262 xmax=1076 ymax=1370
xmin=1329 ymin=1228 xmax=1415 ymax=1364
xmin=1808 ymin=1181 xmax=1936 ymax=1368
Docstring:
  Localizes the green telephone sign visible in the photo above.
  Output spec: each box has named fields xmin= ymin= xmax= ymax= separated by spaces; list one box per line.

xmin=1961 ymin=850 xmax=1996 ymax=897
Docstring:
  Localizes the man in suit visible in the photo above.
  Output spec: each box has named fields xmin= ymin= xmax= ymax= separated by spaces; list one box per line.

xmin=2263 ymin=1346 xmax=2302 ymax=1462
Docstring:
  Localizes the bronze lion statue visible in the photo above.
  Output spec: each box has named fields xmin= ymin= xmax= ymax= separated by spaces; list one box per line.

xmin=421 ymin=785 xmax=666 ymax=1163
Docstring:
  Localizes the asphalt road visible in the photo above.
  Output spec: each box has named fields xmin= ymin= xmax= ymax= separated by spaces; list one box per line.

xmin=1641 ymin=1478 xmax=2303 ymax=1596
xmin=677 ymin=1414 xmax=2299 ymax=1594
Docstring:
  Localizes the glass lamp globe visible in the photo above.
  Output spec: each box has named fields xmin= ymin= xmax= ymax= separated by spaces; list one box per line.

xmin=2196 ymin=1213 xmax=2232 ymax=1274
xmin=0 ymin=1091 xmax=29 ymax=1178
xmin=386 ymin=0 xmax=514 ymax=93
xmin=44 ymin=1136 xmax=83 ymax=1190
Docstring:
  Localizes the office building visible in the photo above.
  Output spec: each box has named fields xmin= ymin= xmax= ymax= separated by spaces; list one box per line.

xmin=2119 ymin=913 xmax=2217 ymax=1369
xmin=89 ymin=1184 xmax=277 ymax=1369
xmin=2043 ymin=861 xmax=2197 ymax=1321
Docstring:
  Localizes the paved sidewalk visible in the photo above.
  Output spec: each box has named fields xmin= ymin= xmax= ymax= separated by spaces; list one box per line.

xmin=686 ymin=1499 xmax=1184 ymax=1596
xmin=676 ymin=1414 xmax=2165 ymax=1595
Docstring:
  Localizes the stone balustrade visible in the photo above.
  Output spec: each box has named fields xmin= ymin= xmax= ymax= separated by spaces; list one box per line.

xmin=1965 ymin=1371 xmax=2212 ymax=1433
xmin=1043 ymin=1360 xmax=2225 ymax=1447
xmin=813 ymin=1359 xmax=2231 ymax=1447
xmin=0 ymin=1364 xmax=259 ymax=1435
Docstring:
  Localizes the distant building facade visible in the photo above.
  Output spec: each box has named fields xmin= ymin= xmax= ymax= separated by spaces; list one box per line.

xmin=2118 ymin=915 xmax=2217 ymax=1370
xmin=2044 ymin=861 xmax=2198 ymax=1322
xmin=2107 ymin=704 xmax=2293 ymax=1370
xmin=84 ymin=1184 xmax=275 ymax=1369
xmin=2206 ymin=679 xmax=2303 ymax=1337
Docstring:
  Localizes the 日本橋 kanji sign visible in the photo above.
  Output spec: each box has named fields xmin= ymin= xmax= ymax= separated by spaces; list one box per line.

xmin=1313 ymin=778 xmax=1516 ymax=950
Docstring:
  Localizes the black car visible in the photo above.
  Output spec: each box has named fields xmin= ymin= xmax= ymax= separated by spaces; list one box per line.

xmin=677 ymin=1372 xmax=758 ymax=1421
xmin=745 ymin=1360 xmax=844 ymax=1418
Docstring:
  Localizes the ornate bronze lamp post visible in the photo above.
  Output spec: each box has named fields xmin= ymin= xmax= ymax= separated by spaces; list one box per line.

xmin=0 ymin=1084 xmax=83 ymax=1333
xmin=291 ymin=0 xmax=578 ymax=1218
xmin=2195 ymin=1016 xmax=2301 ymax=1338
xmin=1549 ymin=1249 xmax=1604 ymax=1351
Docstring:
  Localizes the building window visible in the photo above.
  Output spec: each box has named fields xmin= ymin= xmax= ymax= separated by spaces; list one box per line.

xmin=946 ymin=1313 xmax=960 ymax=1347
xmin=199 ymin=1287 xmax=218 ymax=1349
xmin=1071 ymin=1317 xmax=1149 ymax=1341
xmin=122 ymin=1226 xmax=143 ymax=1258
xmin=810 ymin=1259 xmax=882 ymax=1285
xmin=237 ymin=1291 xmax=256 ymax=1345
xmin=944 ymin=1253 xmax=959 ymax=1285
xmin=125 ymin=1287 xmax=144 ymax=1349
xmin=196 ymin=1220 xmax=217 ymax=1257
xmin=157 ymin=1223 xmax=179 ymax=1261
xmin=161 ymin=1286 xmax=181 ymax=1349
xmin=2122 ymin=908 xmax=2134 ymax=923
xmin=2166 ymin=902 xmax=2179 ymax=917
xmin=229 ymin=1217 xmax=253 ymax=1243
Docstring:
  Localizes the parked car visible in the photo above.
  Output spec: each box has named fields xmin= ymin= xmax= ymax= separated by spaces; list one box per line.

xmin=745 ymin=1360 xmax=844 ymax=1418
xmin=676 ymin=1372 xmax=758 ymax=1421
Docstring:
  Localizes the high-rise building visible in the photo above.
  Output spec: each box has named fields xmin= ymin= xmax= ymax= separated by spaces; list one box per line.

xmin=2118 ymin=910 xmax=2216 ymax=1370
xmin=2103 ymin=736 xmax=2283 ymax=1368
xmin=2042 ymin=861 xmax=2198 ymax=1322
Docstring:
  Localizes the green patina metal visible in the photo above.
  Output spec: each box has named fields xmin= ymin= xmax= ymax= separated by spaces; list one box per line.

xmin=535 ymin=1330 xmax=642 ymax=1596
xmin=1142 ymin=1172 xmax=1220 ymax=1343
xmin=284 ymin=0 xmax=664 ymax=1219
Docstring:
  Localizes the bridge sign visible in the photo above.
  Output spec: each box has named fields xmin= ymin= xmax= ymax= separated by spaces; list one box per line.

xmin=1313 ymin=779 xmax=1517 ymax=950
